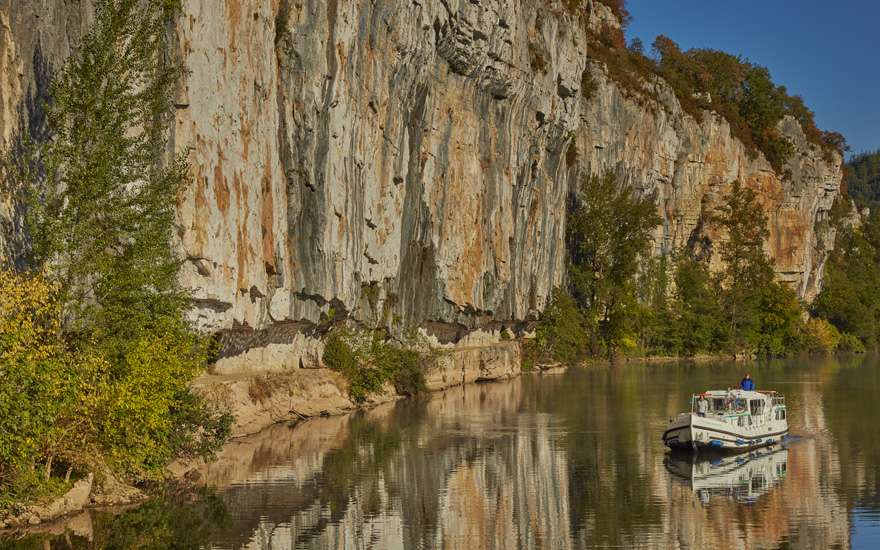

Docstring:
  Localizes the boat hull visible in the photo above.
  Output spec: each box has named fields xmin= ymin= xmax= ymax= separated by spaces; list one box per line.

xmin=663 ymin=413 xmax=788 ymax=452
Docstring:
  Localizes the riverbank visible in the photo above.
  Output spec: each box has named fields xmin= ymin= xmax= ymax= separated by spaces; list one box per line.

xmin=0 ymin=338 xmax=523 ymax=532
xmin=0 ymin=471 xmax=147 ymax=532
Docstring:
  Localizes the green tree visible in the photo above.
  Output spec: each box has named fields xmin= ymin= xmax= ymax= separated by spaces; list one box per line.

xmin=567 ymin=171 xmax=661 ymax=358
xmin=24 ymin=0 xmax=188 ymax=356
xmin=524 ymin=287 xmax=590 ymax=367
xmin=0 ymin=263 xmax=108 ymax=498
xmin=671 ymin=252 xmax=726 ymax=355
xmin=713 ymin=180 xmax=776 ymax=350
xmin=754 ymin=280 xmax=803 ymax=355
xmin=2 ymin=0 xmax=232 ymax=492
xmin=636 ymin=253 xmax=679 ymax=356
xmin=740 ymin=66 xmax=793 ymax=169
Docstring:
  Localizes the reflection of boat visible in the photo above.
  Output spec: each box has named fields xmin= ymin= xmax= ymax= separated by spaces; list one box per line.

xmin=665 ymin=446 xmax=788 ymax=503
xmin=662 ymin=389 xmax=789 ymax=451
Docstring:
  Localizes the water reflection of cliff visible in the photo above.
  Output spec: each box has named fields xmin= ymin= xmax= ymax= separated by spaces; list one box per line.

xmin=15 ymin=356 xmax=876 ymax=549
xmin=203 ymin=376 xmax=573 ymax=549
xmin=191 ymin=359 xmax=871 ymax=549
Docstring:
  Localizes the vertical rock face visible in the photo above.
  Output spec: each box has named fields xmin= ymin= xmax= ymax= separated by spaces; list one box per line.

xmin=0 ymin=0 xmax=92 ymax=262
xmin=0 ymin=0 xmax=842 ymax=367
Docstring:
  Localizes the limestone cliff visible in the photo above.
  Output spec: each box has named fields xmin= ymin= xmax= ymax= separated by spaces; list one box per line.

xmin=0 ymin=0 xmax=842 ymax=372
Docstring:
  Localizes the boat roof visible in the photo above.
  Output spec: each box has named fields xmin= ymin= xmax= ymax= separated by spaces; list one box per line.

xmin=694 ymin=389 xmax=781 ymax=399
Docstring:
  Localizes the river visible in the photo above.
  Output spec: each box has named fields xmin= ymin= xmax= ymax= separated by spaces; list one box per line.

xmin=4 ymin=354 xmax=880 ymax=549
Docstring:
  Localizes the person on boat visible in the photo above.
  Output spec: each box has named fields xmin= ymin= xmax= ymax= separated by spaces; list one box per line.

xmin=741 ymin=372 xmax=755 ymax=391
xmin=696 ymin=395 xmax=708 ymax=417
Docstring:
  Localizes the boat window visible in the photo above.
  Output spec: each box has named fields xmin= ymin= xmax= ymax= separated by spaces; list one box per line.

xmin=738 ymin=416 xmax=745 ymax=427
xmin=712 ymin=398 xmax=724 ymax=412
xmin=750 ymin=400 xmax=764 ymax=416
xmin=776 ymin=409 xmax=786 ymax=420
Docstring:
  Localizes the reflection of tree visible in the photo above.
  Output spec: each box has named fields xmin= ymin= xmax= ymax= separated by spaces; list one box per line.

xmin=527 ymin=368 xmax=668 ymax=545
xmin=821 ymin=354 xmax=880 ymax=511
xmin=316 ymin=403 xmax=426 ymax=521
xmin=1 ymin=486 xmax=232 ymax=549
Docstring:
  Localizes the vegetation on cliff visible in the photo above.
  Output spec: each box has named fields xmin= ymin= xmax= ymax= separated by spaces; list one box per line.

xmin=1 ymin=0 xmax=230 ymax=508
xmin=528 ymin=172 xmax=841 ymax=367
xmin=322 ymin=328 xmax=438 ymax=402
xmin=812 ymin=200 xmax=880 ymax=352
xmin=806 ymin=151 xmax=880 ymax=350
xmin=844 ymin=150 xmax=880 ymax=208
xmin=574 ymin=1 xmax=847 ymax=173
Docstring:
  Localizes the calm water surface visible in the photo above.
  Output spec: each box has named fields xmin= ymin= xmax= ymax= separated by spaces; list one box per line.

xmin=6 ymin=354 xmax=880 ymax=549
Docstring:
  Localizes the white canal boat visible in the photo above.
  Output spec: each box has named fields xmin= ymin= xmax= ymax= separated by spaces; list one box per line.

xmin=662 ymin=389 xmax=788 ymax=452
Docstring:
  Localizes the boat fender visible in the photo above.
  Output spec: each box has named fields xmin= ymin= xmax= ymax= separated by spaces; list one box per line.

xmin=712 ymin=459 xmax=723 ymax=466
xmin=781 ymin=434 xmax=788 ymax=439
xmin=736 ymin=439 xmax=745 ymax=445
xmin=748 ymin=440 xmax=755 ymax=445
xmin=736 ymin=457 xmax=745 ymax=464
xmin=756 ymin=438 xmax=762 ymax=443
xmin=766 ymin=438 xmax=772 ymax=444
xmin=710 ymin=440 xmax=723 ymax=447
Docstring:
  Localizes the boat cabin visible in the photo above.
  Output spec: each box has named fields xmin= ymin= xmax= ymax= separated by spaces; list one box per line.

xmin=691 ymin=390 xmax=786 ymax=422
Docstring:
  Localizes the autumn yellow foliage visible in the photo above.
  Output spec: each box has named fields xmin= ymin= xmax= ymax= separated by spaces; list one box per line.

xmin=1 ymin=261 xmax=231 ymax=502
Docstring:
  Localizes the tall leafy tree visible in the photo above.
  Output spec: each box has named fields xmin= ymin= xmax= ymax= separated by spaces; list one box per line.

xmin=25 ymin=0 xmax=188 ymax=357
xmin=712 ymin=180 xmax=776 ymax=350
xmin=4 ymin=0 xmax=232 ymax=486
xmin=637 ymin=253 xmax=686 ymax=356
xmin=567 ymin=171 xmax=661 ymax=358
xmin=671 ymin=251 xmax=726 ymax=355
xmin=813 ymin=208 xmax=880 ymax=347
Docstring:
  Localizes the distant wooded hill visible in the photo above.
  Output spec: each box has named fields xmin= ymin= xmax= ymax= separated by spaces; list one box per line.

xmin=846 ymin=150 xmax=880 ymax=207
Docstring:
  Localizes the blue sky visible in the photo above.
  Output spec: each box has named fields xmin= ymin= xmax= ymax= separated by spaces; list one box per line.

xmin=623 ymin=0 xmax=880 ymax=158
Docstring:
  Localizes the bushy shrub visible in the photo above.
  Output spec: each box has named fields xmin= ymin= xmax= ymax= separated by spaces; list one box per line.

xmin=322 ymin=329 xmax=435 ymax=402
xmin=801 ymin=318 xmax=840 ymax=354
xmin=529 ymin=41 xmax=548 ymax=73
xmin=565 ymin=134 xmax=580 ymax=166
xmin=528 ymin=287 xmax=590 ymax=366
xmin=580 ymin=69 xmax=598 ymax=102
xmin=323 ymin=334 xmax=359 ymax=378
xmin=0 ymin=264 xmax=231 ymax=496
xmin=838 ymin=332 xmax=866 ymax=353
